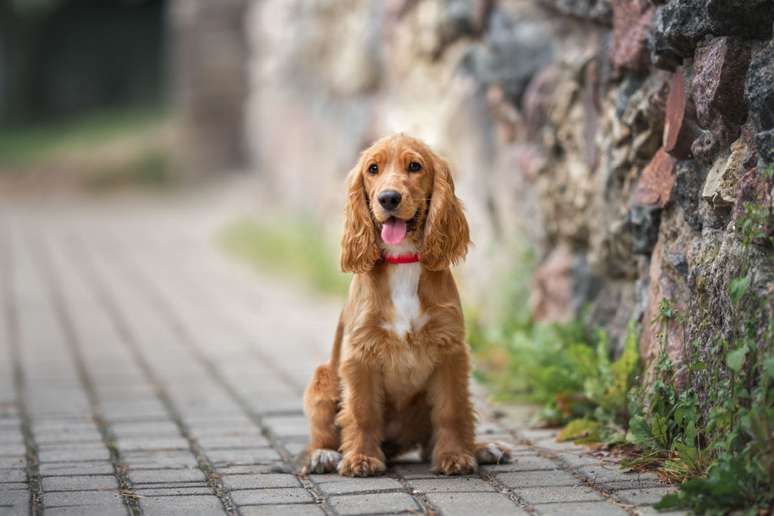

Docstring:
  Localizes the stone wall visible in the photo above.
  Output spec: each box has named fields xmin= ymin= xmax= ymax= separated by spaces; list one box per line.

xmin=243 ymin=0 xmax=772 ymax=394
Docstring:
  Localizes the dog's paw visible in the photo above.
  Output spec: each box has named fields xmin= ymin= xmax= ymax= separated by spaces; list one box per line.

xmin=474 ymin=441 xmax=513 ymax=465
xmin=432 ymin=452 xmax=477 ymax=475
xmin=337 ymin=453 xmax=386 ymax=477
xmin=303 ymin=449 xmax=342 ymax=474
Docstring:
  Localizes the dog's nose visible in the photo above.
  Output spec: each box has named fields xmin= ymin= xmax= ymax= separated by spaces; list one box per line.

xmin=378 ymin=190 xmax=402 ymax=211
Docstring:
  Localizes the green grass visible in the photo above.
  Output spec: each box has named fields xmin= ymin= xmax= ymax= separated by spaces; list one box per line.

xmin=218 ymin=218 xmax=350 ymax=297
xmin=0 ymin=107 xmax=169 ymax=169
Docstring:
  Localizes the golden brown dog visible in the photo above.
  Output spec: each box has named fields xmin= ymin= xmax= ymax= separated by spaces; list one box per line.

xmin=302 ymin=134 xmax=511 ymax=477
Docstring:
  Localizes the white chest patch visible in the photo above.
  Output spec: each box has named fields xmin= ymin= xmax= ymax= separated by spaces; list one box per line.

xmin=384 ymin=263 xmax=427 ymax=339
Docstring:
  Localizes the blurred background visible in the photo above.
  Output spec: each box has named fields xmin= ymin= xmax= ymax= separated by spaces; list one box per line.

xmin=1 ymin=0 xmax=772 ymax=507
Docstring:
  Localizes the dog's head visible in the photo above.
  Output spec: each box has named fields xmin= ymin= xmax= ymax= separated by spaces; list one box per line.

xmin=340 ymin=134 xmax=470 ymax=273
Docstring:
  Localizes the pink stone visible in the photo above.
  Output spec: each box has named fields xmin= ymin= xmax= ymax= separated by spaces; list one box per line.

xmin=635 ymin=148 xmax=677 ymax=207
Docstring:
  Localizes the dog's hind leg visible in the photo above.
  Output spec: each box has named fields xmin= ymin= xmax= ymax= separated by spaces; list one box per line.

xmin=302 ymin=363 xmax=342 ymax=474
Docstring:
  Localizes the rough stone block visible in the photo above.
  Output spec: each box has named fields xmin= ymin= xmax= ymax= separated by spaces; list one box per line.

xmin=611 ymin=0 xmax=654 ymax=74
xmin=426 ymin=492 xmax=527 ymax=516
xmin=634 ymin=148 xmax=677 ymax=207
xmin=663 ymin=69 xmax=697 ymax=159
xmin=692 ymin=37 xmax=751 ymax=128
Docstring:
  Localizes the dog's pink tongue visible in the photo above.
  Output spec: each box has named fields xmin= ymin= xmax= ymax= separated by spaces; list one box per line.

xmin=381 ymin=218 xmax=407 ymax=245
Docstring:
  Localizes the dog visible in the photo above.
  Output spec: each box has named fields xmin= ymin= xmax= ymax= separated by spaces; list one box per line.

xmin=302 ymin=134 xmax=511 ymax=477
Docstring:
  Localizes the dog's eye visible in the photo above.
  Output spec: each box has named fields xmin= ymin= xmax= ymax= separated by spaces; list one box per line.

xmin=368 ymin=164 xmax=378 ymax=175
xmin=407 ymin=161 xmax=422 ymax=172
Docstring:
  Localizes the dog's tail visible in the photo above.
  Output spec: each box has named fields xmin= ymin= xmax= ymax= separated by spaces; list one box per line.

xmin=329 ymin=311 xmax=345 ymax=371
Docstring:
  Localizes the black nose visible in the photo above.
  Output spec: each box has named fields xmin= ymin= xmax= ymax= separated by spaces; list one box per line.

xmin=377 ymin=190 xmax=402 ymax=211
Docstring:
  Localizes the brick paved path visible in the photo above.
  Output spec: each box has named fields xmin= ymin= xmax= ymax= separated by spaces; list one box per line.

xmin=0 ymin=188 xmax=678 ymax=516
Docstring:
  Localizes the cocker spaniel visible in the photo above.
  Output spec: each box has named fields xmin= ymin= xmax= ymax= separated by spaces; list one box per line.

xmin=302 ymin=134 xmax=512 ymax=477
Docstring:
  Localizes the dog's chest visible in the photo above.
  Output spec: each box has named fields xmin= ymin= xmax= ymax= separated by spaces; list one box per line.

xmin=383 ymin=263 xmax=428 ymax=339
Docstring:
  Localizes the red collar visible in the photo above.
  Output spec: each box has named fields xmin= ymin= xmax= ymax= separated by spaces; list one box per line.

xmin=383 ymin=253 xmax=421 ymax=264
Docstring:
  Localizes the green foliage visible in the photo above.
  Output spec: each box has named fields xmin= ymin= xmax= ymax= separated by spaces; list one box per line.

xmin=735 ymin=202 xmax=771 ymax=248
xmin=218 ymin=217 xmax=350 ymax=297
xmin=469 ymin=310 xmax=639 ymax=437
xmin=627 ymin=285 xmax=774 ymax=513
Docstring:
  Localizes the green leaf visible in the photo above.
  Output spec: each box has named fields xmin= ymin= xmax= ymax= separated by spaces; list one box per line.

xmin=726 ymin=346 xmax=748 ymax=373
xmin=728 ymin=275 xmax=751 ymax=306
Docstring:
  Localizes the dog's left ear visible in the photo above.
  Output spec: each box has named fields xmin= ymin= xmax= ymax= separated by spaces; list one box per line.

xmin=420 ymin=154 xmax=470 ymax=271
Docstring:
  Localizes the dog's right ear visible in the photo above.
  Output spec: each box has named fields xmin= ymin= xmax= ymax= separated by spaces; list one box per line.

xmin=340 ymin=164 xmax=379 ymax=273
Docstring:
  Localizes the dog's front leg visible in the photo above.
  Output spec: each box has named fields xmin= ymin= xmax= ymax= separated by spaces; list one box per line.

xmin=336 ymin=358 xmax=386 ymax=477
xmin=427 ymin=350 xmax=477 ymax=475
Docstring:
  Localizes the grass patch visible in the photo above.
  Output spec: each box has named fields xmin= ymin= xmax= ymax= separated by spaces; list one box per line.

xmin=218 ymin=217 xmax=350 ymax=297
xmin=0 ymin=107 xmax=169 ymax=169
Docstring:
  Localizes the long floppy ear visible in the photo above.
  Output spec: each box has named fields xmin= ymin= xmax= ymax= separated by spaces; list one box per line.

xmin=340 ymin=165 xmax=380 ymax=273
xmin=420 ymin=154 xmax=470 ymax=271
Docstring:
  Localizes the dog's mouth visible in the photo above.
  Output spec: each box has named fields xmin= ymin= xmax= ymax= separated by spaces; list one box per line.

xmin=379 ymin=213 xmax=418 ymax=245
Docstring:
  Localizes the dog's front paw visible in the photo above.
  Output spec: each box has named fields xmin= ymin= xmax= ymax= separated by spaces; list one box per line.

xmin=432 ymin=452 xmax=477 ymax=475
xmin=474 ymin=441 xmax=513 ymax=465
xmin=337 ymin=453 xmax=386 ymax=477
xmin=303 ymin=449 xmax=342 ymax=474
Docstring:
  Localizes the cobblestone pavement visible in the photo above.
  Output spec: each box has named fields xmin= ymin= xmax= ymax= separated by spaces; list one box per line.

xmin=0 ymin=188 xmax=679 ymax=515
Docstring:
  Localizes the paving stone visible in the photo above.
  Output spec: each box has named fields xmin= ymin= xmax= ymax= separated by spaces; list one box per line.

xmin=123 ymin=450 xmax=198 ymax=469
xmin=43 ymin=490 xmax=123 ymax=506
xmin=240 ymin=505 xmax=324 ymax=515
xmin=328 ymin=492 xmax=421 ymax=515
xmin=0 ymin=457 xmax=25 ymax=468
xmin=410 ymin=477 xmax=495 ymax=493
xmin=556 ymin=452 xmax=599 ymax=468
xmin=615 ymin=486 xmax=676 ymax=505
xmin=39 ymin=462 xmax=115 ymax=476
xmin=513 ymin=485 xmax=604 ymax=504
xmin=136 ymin=486 xmax=214 ymax=496
xmin=481 ymin=455 xmax=557 ymax=472
xmin=207 ymin=448 xmax=281 ymax=465
xmin=0 ymin=443 xmax=25 ymax=456
xmin=218 ymin=464 xmax=277 ymax=475
xmin=496 ymin=469 xmax=579 ymax=488
xmin=636 ymin=506 xmax=688 ymax=516
xmin=535 ymin=501 xmax=628 ymax=515
xmin=426 ymin=492 xmax=528 ymax=516
xmin=130 ymin=468 xmax=206 ymax=483
xmin=111 ymin=420 xmax=180 ymax=437
xmin=42 ymin=475 xmax=118 ymax=492
xmin=222 ymin=473 xmax=300 ymax=490
xmin=315 ymin=476 xmax=403 ymax=495
xmin=262 ymin=417 xmax=309 ymax=438
xmin=196 ymin=434 xmax=269 ymax=449
xmin=45 ymin=506 xmax=128 ymax=516
xmin=575 ymin=464 xmax=641 ymax=483
xmin=231 ymin=487 xmax=314 ymax=505
xmin=140 ymin=495 xmax=225 ymax=515
xmin=117 ymin=436 xmax=189 ymax=451
xmin=38 ymin=445 xmax=110 ymax=463
xmin=0 ymin=482 xmax=27 ymax=490
xmin=390 ymin=462 xmax=436 ymax=479
xmin=0 ymin=469 xmax=27 ymax=482
xmin=602 ymin=478 xmax=666 ymax=491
